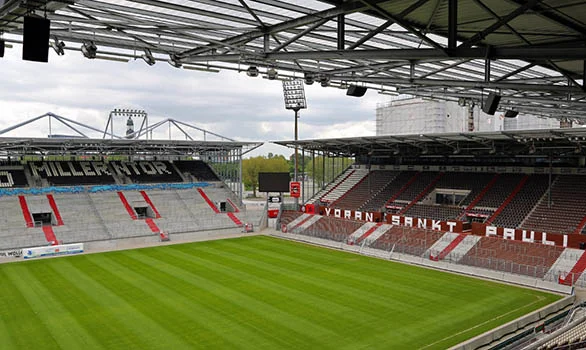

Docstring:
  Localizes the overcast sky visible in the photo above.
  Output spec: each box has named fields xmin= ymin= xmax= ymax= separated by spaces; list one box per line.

xmin=0 ymin=44 xmax=388 ymax=157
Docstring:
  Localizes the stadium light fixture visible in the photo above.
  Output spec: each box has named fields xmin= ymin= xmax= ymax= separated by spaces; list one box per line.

xmin=50 ymin=37 xmax=65 ymax=56
xmin=319 ymin=74 xmax=330 ymax=87
xmin=304 ymin=72 xmax=314 ymax=85
xmin=81 ymin=41 xmax=97 ymax=59
xmin=246 ymin=66 xmax=259 ymax=77
xmin=141 ymin=48 xmax=156 ymax=66
xmin=167 ymin=53 xmax=182 ymax=68
xmin=267 ymin=68 xmax=278 ymax=80
xmin=282 ymin=79 xmax=307 ymax=208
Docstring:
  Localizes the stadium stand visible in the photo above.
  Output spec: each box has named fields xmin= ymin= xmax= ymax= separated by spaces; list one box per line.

xmin=330 ymin=170 xmax=399 ymax=210
xmin=370 ymin=225 xmax=444 ymax=257
xmin=0 ymin=166 xmax=29 ymax=187
xmin=174 ymin=160 xmax=220 ymax=182
xmin=28 ymin=161 xmax=116 ymax=186
xmin=539 ymin=319 xmax=586 ymax=350
xmin=521 ymin=175 xmax=586 ymax=234
xmin=459 ymin=236 xmax=564 ymax=279
xmin=490 ymin=174 xmax=550 ymax=228
xmin=361 ymin=171 xmax=418 ymax=211
xmin=403 ymin=204 xmax=463 ymax=221
xmin=306 ymin=167 xmax=355 ymax=204
xmin=467 ymin=174 xmax=525 ymax=211
xmin=110 ymin=161 xmax=183 ymax=184
xmin=294 ymin=214 xmax=363 ymax=242
xmin=321 ymin=169 xmax=369 ymax=204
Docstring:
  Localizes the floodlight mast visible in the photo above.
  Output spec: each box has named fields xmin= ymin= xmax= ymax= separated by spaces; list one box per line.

xmin=282 ymin=79 xmax=307 ymax=208
xmin=103 ymin=109 xmax=148 ymax=139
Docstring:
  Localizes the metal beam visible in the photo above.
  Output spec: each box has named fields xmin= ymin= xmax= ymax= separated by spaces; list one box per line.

xmin=176 ymin=1 xmax=370 ymax=59
xmin=271 ymin=18 xmax=329 ymax=52
xmin=493 ymin=63 xmax=536 ymax=82
xmin=459 ymin=0 xmax=542 ymax=49
xmin=186 ymin=46 xmax=586 ymax=61
xmin=360 ymin=0 xmax=443 ymax=50
xmin=347 ymin=20 xmax=392 ymax=50
xmin=337 ymin=13 xmax=344 ymax=50
xmin=448 ymin=0 xmax=457 ymax=49
xmin=348 ymin=0 xmax=431 ymax=50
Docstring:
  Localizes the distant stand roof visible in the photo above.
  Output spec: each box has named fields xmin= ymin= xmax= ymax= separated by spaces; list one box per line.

xmin=274 ymin=128 xmax=586 ymax=159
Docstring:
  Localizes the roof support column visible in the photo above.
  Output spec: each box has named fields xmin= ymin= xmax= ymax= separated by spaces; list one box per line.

xmin=485 ymin=58 xmax=491 ymax=82
xmin=263 ymin=33 xmax=270 ymax=51
xmin=337 ymin=14 xmax=345 ymax=50
xmin=448 ymin=0 xmax=457 ymax=49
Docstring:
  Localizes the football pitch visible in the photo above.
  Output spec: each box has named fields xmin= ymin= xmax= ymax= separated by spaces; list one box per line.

xmin=0 ymin=236 xmax=560 ymax=349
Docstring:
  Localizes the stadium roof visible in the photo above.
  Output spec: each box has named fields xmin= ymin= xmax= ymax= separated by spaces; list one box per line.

xmin=0 ymin=1 xmax=585 ymax=119
xmin=0 ymin=137 xmax=261 ymax=157
xmin=273 ymin=127 xmax=586 ymax=158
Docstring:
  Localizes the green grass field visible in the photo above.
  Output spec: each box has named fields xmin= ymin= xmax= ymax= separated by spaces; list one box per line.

xmin=0 ymin=236 xmax=560 ymax=349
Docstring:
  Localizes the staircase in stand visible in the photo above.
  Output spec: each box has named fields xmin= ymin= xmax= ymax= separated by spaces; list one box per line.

xmin=399 ymin=173 xmax=444 ymax=214
xmin=140 ymin=191 xmax=161 ymax=218
xmin=197 ymin=188 xmax=220 ymax=213
xmin=355 ymin=223 xmax=383 ymax=245
xmin=573 ymin=215 xmax=586 ymax=235
xmin=559 ymin=251 xmax=586 ymax=286
xmin=459 ymin=174 xmax=500 ymax=219
xmin=18 ymin=195 xmax=34 ymax=227
xmin=46 ymin=194 xmax=64 ymax=226
xmin=227 ymin=212 xmax=243 ymax=226
xmin=42 ymin=226 xmax=58 ymax=245
xmin=145 ymin=218 xmax=160 ymax=233
xmin=486 ymin=175 xmax=529 ymax=224
xmin=430 ymin=233 xmax=466 ymax=261
xmin=384 ymin=172 xmax=420 ymax=208
xmin=117 ymin=192 xmax=137 ymax=220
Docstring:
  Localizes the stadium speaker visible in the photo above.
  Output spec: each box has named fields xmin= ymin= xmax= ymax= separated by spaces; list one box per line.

xmin=504 ymin=110 xmax=519 ymax=118
xmin=346 ymin=85 xmax=367 ymax=97
xmin=482 ymin=93 xmax=501 ymax=115
xmin=22 ymin=16 xmax=50 ymax=63
xmin=0 ymin=40 xmax=4 ymax=58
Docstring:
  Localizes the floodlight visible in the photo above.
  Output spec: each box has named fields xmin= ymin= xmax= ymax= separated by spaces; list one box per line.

xmin=246 ymin=66 xmax=259 ymax=77
xmin=167 ymin=53 xmax=182 ymax=68
xmin=50 ymin=37 xmax=65 ymax=56
xmin=267 ymin=68 xmax=278 ymax=80
xmin=282 ymin=79 xmax=307 ymax=111
xmin=141 ymin=48 xmax=156 ymax=66
xmin=81 ymin=41 xmax=97 ymax=59
xmin=319 ymin=74 xmax=330 ymax=87
xmin=304 ymin=72 xmax=314 ymax=85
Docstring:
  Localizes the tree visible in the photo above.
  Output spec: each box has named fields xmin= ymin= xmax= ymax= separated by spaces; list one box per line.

xmin=242 ymin=155 xmax=289 ymax=197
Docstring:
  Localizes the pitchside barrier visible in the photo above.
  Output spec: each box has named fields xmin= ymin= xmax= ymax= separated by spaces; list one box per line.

xmin=0 ymin=249 xmax=23 ymax=258
xmin=299 ymin=227 xmax=552 ymax=279
xmin=23 ymin=243 xmax=84 ymax=259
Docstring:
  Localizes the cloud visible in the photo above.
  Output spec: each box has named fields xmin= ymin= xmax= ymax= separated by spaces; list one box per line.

xmin=0 ymin=44 xmax=392 ymax=157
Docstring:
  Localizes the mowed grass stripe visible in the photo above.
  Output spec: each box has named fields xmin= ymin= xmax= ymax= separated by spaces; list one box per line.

xmin=50 ymin=258 xmax=193 ymax=349
xmin=3 ymin=265 xmax=103 ymax=349
xmin=166 ymin=242 xmax=419 ymax=348
xmin=0 ymin=236 xmax=562 ymax=350
xmin=221 ymin=237 xmax=443 ymax=303
xmin=165 ymin=244 xmax=378 ymax=321
xmin=129 ymin=248 xmax=338 ymax=348
xmin=214 ymin=237 xmax=559 ymax=348
xmin=91 ymin=252 xmax=284 ymax=349
xmin=112 ymin=252 xmax=302 ymax=349
xmin=37 ymin=260 xmax=154 ymax=349
xmin=172 ymin=242 xmax=405 ymax=320
xmin=0 ymin=269 xmax=46 ymax=349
